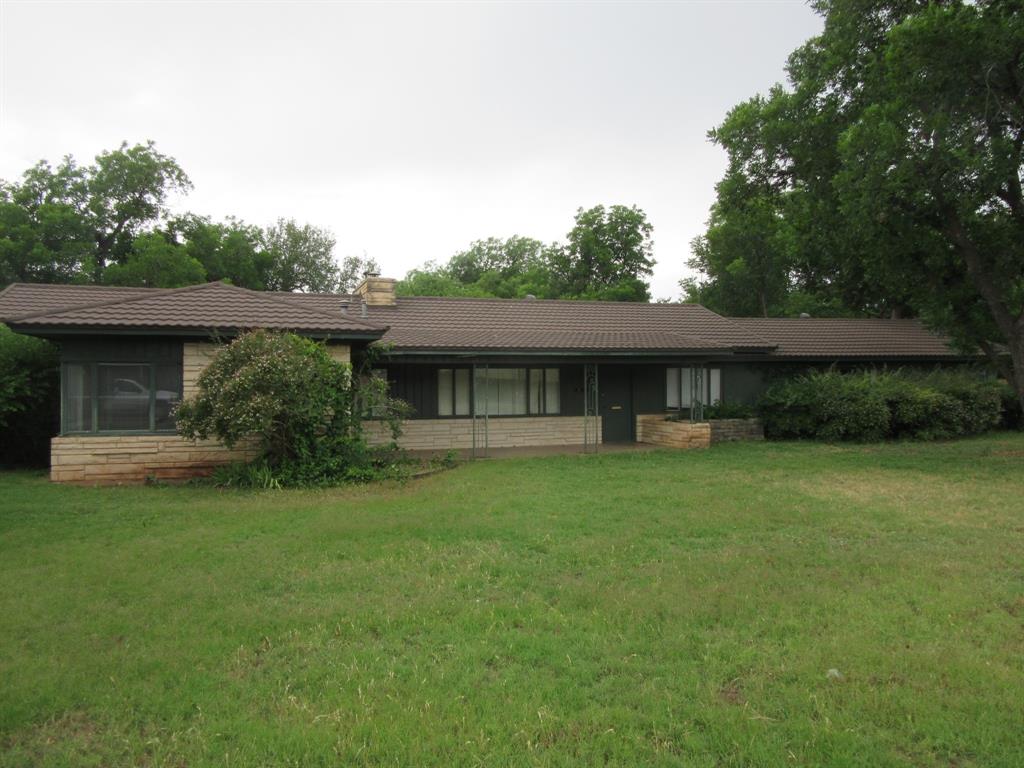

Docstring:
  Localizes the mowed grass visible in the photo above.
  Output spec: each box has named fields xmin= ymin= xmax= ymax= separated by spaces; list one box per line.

xmin=1 ymin=436 xmax=1023 ymax=767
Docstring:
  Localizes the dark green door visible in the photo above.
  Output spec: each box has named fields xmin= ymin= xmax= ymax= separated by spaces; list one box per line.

xmin=600 ymin=365 xmax=633 ymax=443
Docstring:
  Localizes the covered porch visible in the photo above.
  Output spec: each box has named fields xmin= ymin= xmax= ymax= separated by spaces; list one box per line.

xmin=364 ymin=356 xmax=765 ymax=454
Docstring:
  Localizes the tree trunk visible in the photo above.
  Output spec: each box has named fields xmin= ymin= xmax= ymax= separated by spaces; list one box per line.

xmin=942 ymin=214 xmax=1024 ymax=422
xmin=1010 ymin=333 xmax=1024 ymax=424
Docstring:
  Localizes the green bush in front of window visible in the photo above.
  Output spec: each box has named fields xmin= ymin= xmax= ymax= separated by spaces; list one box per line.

xmin=175 ymin=330 xmax=411 ymax=486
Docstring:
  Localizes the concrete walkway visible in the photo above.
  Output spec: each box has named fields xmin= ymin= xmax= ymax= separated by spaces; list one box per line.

xmin=408 ymin=442 xmax=659 ymax=460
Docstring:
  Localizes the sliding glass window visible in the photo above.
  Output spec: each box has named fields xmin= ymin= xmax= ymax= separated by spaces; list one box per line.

xmin=437 ymin=367 xmax=561 ymax=417
xmin=62 ymin=362 xmax=183 ymax=434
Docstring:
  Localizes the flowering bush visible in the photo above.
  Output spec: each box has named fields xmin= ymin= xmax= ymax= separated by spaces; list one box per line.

xmin=175 ymin=330 xmax=410 ymax=485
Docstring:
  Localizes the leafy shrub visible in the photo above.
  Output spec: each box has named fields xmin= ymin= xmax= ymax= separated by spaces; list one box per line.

xmin=0 ymin=324 xmax=58 ymax=466
xmin=759 ymin=368 xmax=1005 ymax=442
xmin=176 ymin=330 xmax=410 ymax=486
xmin=703 ymin=402 xmax=757 ymax=420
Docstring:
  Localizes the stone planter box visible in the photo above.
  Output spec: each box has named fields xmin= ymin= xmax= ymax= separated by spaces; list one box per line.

xmin=709 ymin=418 xmax=765 ymax=444
xmin=636 ymin=415 xmax=764 ymax=450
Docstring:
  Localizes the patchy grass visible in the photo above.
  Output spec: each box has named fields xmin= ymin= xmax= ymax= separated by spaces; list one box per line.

xmin=1 ymin=434 xmax=1022 ymax=767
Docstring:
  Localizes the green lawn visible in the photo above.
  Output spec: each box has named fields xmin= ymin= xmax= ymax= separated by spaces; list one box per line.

xmin=1 ymin=436 xmax=1023 ymax=767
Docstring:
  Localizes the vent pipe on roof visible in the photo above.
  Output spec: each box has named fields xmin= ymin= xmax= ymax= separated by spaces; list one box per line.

xmin=360 ymin=301 xmax=368 ymax=319
xmin=339 ymin=298 xmax=350 ymax=315
xmin=799 ymin=312 xmax=811 ymax=318
xmin=524 ymin=294 xmax=537 ymax=301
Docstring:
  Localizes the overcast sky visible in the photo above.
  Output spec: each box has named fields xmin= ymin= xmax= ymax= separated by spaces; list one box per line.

xmin=0 ymin=1 xmax=822 ymax=299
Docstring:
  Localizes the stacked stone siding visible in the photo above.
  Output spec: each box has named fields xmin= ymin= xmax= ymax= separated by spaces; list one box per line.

xmin=635 ymin=415 xmax=765 ymax=449
xmin=50 ymin=341 xmax=350 ymax=485
xmin=50 ymin=435 xmax=259 ymax=484
xmin=363 ymin=416 xmax=602 ymax=451
xmin=709 ymin=418 xmax=764 ymax=444
xmin=635 ymin=415 xmax=712 ymax=449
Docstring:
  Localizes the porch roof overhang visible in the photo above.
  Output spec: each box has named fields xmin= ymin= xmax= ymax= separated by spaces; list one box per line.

xmin=6 ymin=323 xmax=383 ymax=343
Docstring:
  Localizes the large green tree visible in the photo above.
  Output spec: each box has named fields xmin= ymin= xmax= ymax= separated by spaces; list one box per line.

xmin=0 ymin=145 xmax=361 ymax=295
xmin=397 ymin=237 xmax=556 ymax=299
xmin=689 ymin=0 xmax=1024 ymax=410
xmin=103 ymin=232 xmax=206 ymax=288
xmin=338 ymin=254 xmax=382 ymax=294
xmin=261 ymin=218 xmax=341 ymax=293
xmin=397 ymin=207 xmax=656 ymax=302
xmin=0 ymin=141 xmax=192 ymax=284
xmin=170 ymin=215 xmax=271 ymax=290
xmin=552 ymin=205 xmax=655 ymax=302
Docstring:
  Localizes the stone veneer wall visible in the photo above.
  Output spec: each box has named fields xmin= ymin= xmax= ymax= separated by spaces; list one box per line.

xmin=363 ymin=416 xmax=602 ymax=451
xmin=709 ymin=418 xmax=764 ymax=444
xmin=50 ymin=435 xmax=260 ymax=484
xmin=635 ymin=415 xmax=765 ymax=450
xmin=50 ymin=340 xmax=350 ymax=484
xmin=635 ymin=415 xmax=712 ymax=449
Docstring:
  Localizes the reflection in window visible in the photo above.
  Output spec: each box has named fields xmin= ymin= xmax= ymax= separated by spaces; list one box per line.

xmin=62 ymin=362 xmax=182 ymax=434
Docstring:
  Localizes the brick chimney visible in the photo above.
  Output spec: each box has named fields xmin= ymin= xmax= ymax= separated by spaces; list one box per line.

xmin=353 ymin=272 xmax=396 ymax=306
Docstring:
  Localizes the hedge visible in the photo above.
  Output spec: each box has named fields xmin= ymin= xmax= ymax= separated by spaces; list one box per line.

xmin=0 ymin=324 xmax=59 ymax=466
xmin=759 ymin=369 xmax=1007 ymax=442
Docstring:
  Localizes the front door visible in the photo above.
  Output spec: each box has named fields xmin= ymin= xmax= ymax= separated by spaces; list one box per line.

xmin=599 ymin=365 xmax=633 ymax=443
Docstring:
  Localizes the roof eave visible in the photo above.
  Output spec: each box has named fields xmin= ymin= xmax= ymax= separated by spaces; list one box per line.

xmin=5 ymin=323 xmax=387 ymax=342
xmin=378 ymin=346 xmax=745 ymax=357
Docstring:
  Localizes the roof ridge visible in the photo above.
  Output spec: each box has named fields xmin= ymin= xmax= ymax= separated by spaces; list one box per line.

xmin=282 ymin=291 xmax=716 ymax=308
xmin=710 ymin=314 xmax=776 ymax=349
xmin=7 ymin=281 xmax=206 ymax=322
xmin=10 ymin=280 xmax=390 ymax=333
xmin=238 ymin=285 xmax=387 ymax=331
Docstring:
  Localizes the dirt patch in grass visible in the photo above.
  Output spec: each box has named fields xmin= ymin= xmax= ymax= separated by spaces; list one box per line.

xmin=718 ymin=680 xmax=746 ymax=706
xmin=2 ymin=712 xmax=102 ymax=764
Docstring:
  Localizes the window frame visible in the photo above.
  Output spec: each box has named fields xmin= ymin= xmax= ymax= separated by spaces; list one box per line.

xmin=60 ymin=360 xmax=183 ymax=436
xmin=437 ymin=366 xmax=562 ymax=418
xmin=665 ymin=366 xmax=721 ymax=412
xmin=436 ymin=366 xmax=473 ymax=418
xmin=528 ymin=367 xmax=560 ymax=416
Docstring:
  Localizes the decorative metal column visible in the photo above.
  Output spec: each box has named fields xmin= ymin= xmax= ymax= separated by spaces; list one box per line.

xmin=471 ymin=364 xmax=489 ymax=459
xmin=690 ymin=366 xmax=705 ymax=422
xmin=582 ymin=363 xmax=599 ymax=453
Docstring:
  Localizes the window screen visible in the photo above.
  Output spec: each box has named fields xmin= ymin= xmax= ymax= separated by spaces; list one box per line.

xmin=453 ymin=369 xmax=470 ymax=415
xmin=438 ymin=368 xmax=471 ymax=417
xmin=477 ymin=368 xmax=527 ymax=415
xmin=97 ymin=364 xmax=151 ymax=431
xmin=544 ymin=368 xmax=560 ymax=414
xmin=154 ymin=364 xmax=183 ymax=431
xmin=62 ymin=359 xmax=182 ymax=434
xmin=64 ymin=363 xmax=93 ymax=433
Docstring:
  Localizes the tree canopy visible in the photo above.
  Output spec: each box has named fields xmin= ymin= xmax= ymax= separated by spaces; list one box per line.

xmin=0 ymin=143 xmax=371 ymax=294
xmin=396 ymin=205 xmax=656 ymax=302
xmin=686 ymin=0 xmax=1024 ymax=410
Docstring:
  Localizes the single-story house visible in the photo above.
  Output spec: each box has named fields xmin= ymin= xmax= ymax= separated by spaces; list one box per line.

xmin=0 ymin=276 xmax=972 ymax=483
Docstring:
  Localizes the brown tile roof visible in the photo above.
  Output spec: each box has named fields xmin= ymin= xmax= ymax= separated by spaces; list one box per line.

xmin=729 ymin=317 xmax=960 ymax=358
xmin=284 ymin=294 xmax=773 ymax=353
xmin=0 ymin=283 xmax=152 ymax=318
xmin=0 ymin=282 xmax=386 ymax=336
xmin=0 ymin=282 xmax=965 ymax=358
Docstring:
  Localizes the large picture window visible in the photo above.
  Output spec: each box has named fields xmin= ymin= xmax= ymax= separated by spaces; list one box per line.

xmin=437 ymin=367 xmax=560 ymax=417
xmin=62 ymin=362 xmax=183 ymax=434
xmin=666 ymin=367 xmax=721 ymax=409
